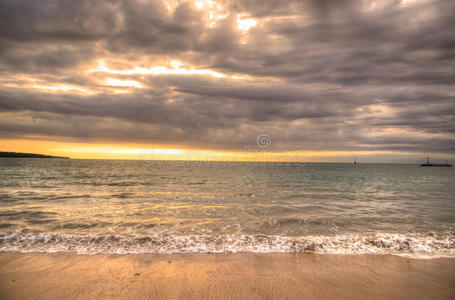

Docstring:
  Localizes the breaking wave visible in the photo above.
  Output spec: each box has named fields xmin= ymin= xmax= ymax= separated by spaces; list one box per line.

xmin=0 ymin=231 xmax=453 ymax=258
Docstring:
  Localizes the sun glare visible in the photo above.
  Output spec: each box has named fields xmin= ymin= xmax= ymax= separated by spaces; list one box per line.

xmin=194 ymin=0 xmax=204 ymax=9
xmin=237 ymin=15 xmax=257 ymax=32
xmin=193 ymin=0 xmax=228 ymax=27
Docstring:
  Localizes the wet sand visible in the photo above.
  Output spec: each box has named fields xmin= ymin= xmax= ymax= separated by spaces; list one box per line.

xmin=0 ymin=253 xmax=454 ymax=299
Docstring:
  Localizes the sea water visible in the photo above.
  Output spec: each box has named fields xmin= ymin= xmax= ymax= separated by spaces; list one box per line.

xmin=1 ymin=158 xmax=454 ymax=257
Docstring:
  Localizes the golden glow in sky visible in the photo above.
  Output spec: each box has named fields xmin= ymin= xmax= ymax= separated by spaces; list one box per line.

xmin=92 ymin=60 xmax=228 ymax=78
xmin=0 ymin=139 xmax=433 ymax=162
xmin=32 ymin=84 xmax=93 ymax=94
xmin=105 ymin=78 xmax=143 ymax=88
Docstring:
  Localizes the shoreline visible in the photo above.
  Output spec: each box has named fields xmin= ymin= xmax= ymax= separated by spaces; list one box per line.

xmin=1 ymin=232 xmax=453 ymax=256
xmin=1 ymin=252 xmax=454 ymax=299
xmin=1 ymin=250 xmax=454 ymax=260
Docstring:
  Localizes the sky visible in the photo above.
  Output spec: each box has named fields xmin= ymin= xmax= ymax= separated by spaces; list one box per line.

xmin=0 ymin=0 xmax=454 ymax=162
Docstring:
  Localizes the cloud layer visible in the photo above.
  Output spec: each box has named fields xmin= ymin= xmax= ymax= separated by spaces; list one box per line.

xmin=1 ymin=0 xmax=454 ymax=156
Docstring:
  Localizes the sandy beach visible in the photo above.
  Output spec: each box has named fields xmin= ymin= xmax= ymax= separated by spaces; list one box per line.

xmin=0 ymin=253 xmax=454 ymax=299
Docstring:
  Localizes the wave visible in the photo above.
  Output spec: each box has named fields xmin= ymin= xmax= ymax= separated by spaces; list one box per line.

xmin=0 ymin=231 xmax=453 ymax=257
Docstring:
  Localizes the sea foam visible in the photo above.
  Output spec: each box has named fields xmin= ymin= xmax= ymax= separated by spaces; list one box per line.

xmin=0 ymin=231 xmax=453 ymax=258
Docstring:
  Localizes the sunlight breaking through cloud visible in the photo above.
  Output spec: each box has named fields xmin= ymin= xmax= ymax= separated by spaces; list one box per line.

xmin=0 ymin=0 xmax=454 ymax=161
xmin=105 ymin=78 xmax=142 ymax=88
xmin=91 ymin=60 xmax=241 ymax=79
xmin=237 ymin=15 xmax=257 ymax=32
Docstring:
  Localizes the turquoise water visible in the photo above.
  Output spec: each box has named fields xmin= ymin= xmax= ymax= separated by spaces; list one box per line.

xmin=0 ymin=158 xmax=454 ymax=256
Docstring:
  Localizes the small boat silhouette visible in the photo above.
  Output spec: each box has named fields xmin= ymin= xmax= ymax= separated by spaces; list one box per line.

xmin=420 ymin=157 xmax=452 ymax=167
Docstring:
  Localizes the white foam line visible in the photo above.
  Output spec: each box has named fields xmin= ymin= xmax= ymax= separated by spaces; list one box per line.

xmin=0 ymin=231 xmax=453 ymax=258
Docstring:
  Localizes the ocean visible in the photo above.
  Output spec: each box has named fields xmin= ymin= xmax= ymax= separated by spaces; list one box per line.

xmin=0 ymin=158 xmax=454 ymax=257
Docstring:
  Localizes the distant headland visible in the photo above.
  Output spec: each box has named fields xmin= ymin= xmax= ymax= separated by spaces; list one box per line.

xmin=0 ymin=151 xmax=69 ymax=159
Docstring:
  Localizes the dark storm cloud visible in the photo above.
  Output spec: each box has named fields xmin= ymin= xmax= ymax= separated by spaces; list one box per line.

xmin=0 ymin=0 xmax=454 ymax=156
xmin=0 ymin=0 xmax=120 ymax=41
